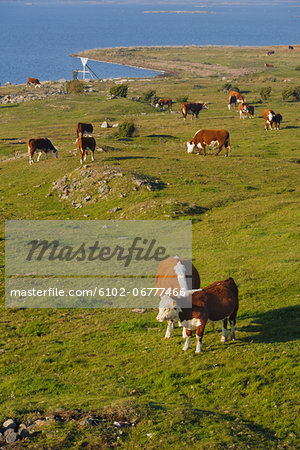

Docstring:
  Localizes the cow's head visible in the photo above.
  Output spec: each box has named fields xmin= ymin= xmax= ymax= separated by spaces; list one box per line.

xmin=187 ymin=141 xmax=195 ymax=153
xmin=51 ymin=148 xmax=58 ymax=158
xmin=156 ymin=296 xmax=181 ymax=322
xmin=268 ymin=111 xmax=274 ymax=122
xmin=202 ymin=102 xmax=209 ymax=110
xmin=155 ymin=103 xmax=160 ymax=108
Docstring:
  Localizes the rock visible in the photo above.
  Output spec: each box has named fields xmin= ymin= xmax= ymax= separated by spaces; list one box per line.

xmin=101 ymin=121 xmax=110 ymax=128
xmin=18 ymin=428 xmax=30 ymax=439
xmin=108 ymin=207 xmax=121 ymax=213
xmin=113 ymin=421 xmax=131 ymax=429
xmin=112 ymin=123 xmax=120 ymax=127
xmin=4 ymin=81 xmax=11 ymax=86
xmin=3 ymin=419 xmax=17 ymax=431
xmin=132 ymin=308 xmax=146 ymax=314
xmin=4 ymin=429 xmax=17 ymax=443
xmin=0 ymin=433 xmax=5 ymax=443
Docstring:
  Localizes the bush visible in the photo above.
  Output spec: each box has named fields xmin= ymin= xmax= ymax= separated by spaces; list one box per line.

xmin=220 ymin=83 xmax=240 ymax=93
xmin=65 ymin=80 xmax=84 ymax=94
xmin=260 ymin=86 xmax=272 ymax=101
xmin=282 ymin=86 xmax=300 ymax=101
xmin=109 ymin=83 xmax=128 ymax=98
xmin=176 ymin=96 xmax=188 ymax=103
xmin=295 ymin=65 xmax=300 ymax=71
xmin=116 ymin=121 xmax=136 ymax=138
xmin=142 ymin=89 xmax=156 ymax=103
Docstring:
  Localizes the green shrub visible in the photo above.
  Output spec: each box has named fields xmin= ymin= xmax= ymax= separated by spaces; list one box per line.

xmin=176 ymin=96 xmax=188 ymax=103
xmin=109 ymin=83 xmax=128 ymax=98
xmin=295 ymin=65 xmax=300 ymax=71
xmin=142 ymin=89 xmax=156 ymax=103
xmin=65 ymin=80 xmax=84 ymax=94
xmin=260 ymin=86 xmax=272 ymax=101
xmin=116 ymin=121 xmax=136 ymax=138
xmin=220 ymin=83 xmax=240 ymax=93
xmin=282 ymin=86 xmax=300 ymax=101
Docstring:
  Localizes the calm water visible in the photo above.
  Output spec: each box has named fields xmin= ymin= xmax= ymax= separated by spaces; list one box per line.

xmin=0 ymin=2 xmax=299 ymax=85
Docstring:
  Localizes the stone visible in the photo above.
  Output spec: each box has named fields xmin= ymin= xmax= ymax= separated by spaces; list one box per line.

xmin=0 ymin=433 xmax=4 ymax=443
xmin=132 ymin=308 xmax=146 ymax=314
xmin=3 ymin=419 xmax=17 ymax=431
xmin=4 ymin=429 xmax=17 ymax=443
xmin=101 ymin=121 xmax=110 ymax=128
xmin=108 ymin=207 xmax=121 ymax=213
xmin=18 ymin=428 xmax=30 ymax=439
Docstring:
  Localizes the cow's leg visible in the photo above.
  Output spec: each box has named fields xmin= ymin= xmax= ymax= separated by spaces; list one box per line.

xmin=164 ymin=320 xmax=173 ymax=339
xmin=221 ymin=318 xmax=228 ymax=343
xmin=195 ymin=321 xmax=206 ymax=353
xmin=80 ymin=148 xmax=83 ymax=164
xmin=37 ymin=151 xmax=43 ymax=162
xmin=182 ymin=326 xmax=187 ymax=339
xmin=91 ymin=150 xmax=95 ymax=161
xmin=45 ymin=152 xmax=48 ymax=160
xmin=229 ymin=306 xmax=238 ymax=341
xmin=228 ymin=104 xmax=231 ymax=110
xmin=225 ymin=145 xmax=230 ymax=157
xmin=183 ymin=329 xmax=192 ymax=351
xmin=215 ymin=145 xmax=223 ymax=156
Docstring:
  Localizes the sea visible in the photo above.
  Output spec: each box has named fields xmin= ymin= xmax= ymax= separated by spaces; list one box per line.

xmin=0 ymin=1 xmax=299 ymax=85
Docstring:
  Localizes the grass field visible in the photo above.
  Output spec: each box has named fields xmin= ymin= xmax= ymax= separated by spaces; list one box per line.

xmin=0 ymin=46 xmax=299 ymax=448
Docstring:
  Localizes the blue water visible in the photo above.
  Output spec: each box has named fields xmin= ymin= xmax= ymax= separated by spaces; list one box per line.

xmin=0 ymin=1 xmax=299 ymax=85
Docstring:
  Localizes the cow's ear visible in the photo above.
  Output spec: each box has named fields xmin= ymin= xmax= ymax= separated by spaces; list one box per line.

xmin=172 ymin=299 xmax=177 ymax=308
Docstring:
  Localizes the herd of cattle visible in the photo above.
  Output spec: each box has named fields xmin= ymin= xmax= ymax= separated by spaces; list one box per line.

xmin=26 ymin=82 xmax=283 ymax=164
xmin=155 ymin=256 xmax=239 ymax=353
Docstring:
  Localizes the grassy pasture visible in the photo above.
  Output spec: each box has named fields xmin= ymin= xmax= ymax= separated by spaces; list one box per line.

xmin=0 ymin=46 xmax=299 ymax=448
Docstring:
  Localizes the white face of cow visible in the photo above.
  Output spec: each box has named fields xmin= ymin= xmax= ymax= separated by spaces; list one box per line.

xmin=155 ymin=103 xmax=160 ymax=108
xmin=187 ymin=141 xmax=195 ymax=153
xmin=202 ymin=103 xmax=209 ymax=110
xmin=52 ymin=149 xmax=58 ymax=158
xmin=156 ymin=296 xmax=180 ymax=322
xmin=268 ymin=112 xmax=274 ymax=122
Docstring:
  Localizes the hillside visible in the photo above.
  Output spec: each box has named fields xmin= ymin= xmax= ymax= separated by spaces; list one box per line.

xmin=0 ymin=46 xmax=299 ymax=448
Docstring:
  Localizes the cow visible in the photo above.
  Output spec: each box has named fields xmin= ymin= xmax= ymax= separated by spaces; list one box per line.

xmin=28 ymin=138 xmax=58 ymax=165
xmin=289 ymin=46 xmax=294 ymax=50
xmin=263 ymin=109 xmax=275 ymax=130
xmin=265 ymin=63 xmax=274 ymax=68
xmin=228 ymin=91 xmax=244 ymax=110
xmin=266 ymin=50 xmax=275 ymax=56
xmin=156 ymin=98 xmax=173 ymax=111
xmin=187 ymin=129 xmax=231 ymax=157
xmin=180 ymin=102 xmax=208 ymax=120
xmin=238 ymin=102 xmax=254 ymax=119
xmin=27 ymin=77 xmax=41 ymax=87
xmin=272 ymin=113 xmax=283 ymax=130
xmin=76 ymin=122 xmax=93 ymax=142
xmin=78 ymin=136 xmax=96 ymax=164
xmin=155 ymin=256 xmax=201 ymax=339
xmin=156 ymin=277 xmax=239 ymax=353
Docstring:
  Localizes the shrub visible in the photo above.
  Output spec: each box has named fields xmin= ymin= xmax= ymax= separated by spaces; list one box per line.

xmin=109 ymin=83 xmax=128 ymax=98
xmin=295 ymin=65 xmax=300 ymax=71
xmin=142 ymin=89 xmax=156 ymax=103
xmin=116 ymin=121 xmax=135 ymax=138
xmin=65 ymin=80 xmax=84 ymax=94
xmin=260 ymin=86 xmax=272 ymax=101
xmin=282 ymin=86 xmax=300 ymax=101
xmin=220 ymin=83 xmax=240 ymax=93
xmin=176 ymin=96 xmax=188 ymax=103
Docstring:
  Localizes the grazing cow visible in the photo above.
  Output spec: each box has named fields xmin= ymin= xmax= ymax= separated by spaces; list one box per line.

xmin=28 ymin=138 xmax=58 ymax=165
xmin=78 ymin=136 xmax=96 ymax=164
xmin=27 ymin=77 xmax=41 ymax=87
xmin=289 ymin=46 xmax=294 ymax=50
xmin=156 ymin=277 xmax=239 ymax=353
xmin=262 ymin=109 xmax=275 ymax=130
xmin=266 ymin=50 xmax=275 ymax=56
xmin=228 ymin=91 xmax=244 ymax=110
xmin=180 ymin=102 xmax=208 ymax=120
xmin=76 ymin=122 xmax=93 ymax=141
xmin=265 ymin=63 xmax=274 ymax=68
xmin=155 ymin=256 xmax=201 ymax=339
xmin=272 ymin=113 xmax=283 ymax=130
xmin=156 ymin=98 xmax=173 ymax=111
xmin=238 ymin=102 xmax=254 ymax=119
xmin=187 ymin=129 xmax=231 ymax=157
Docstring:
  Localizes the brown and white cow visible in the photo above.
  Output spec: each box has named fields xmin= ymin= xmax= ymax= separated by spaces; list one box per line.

xmin=265 ymin=63 xmax=274 ymax=68
xmin=180 ymin=102 xmax=208 ymax=120
xmin=272 ymin=113 xmax=283 ymax=130
xmin=156 ymin=277 xmax=239 ymax=353
xmin=76 ymin=122 xmax=93 ymax=141
xmin=228 ymin=91 xmax=244 ymax=110
xmin=155 ymin=256 xmax=201 ymax=339
xmin=78 ymin=136 xmax=96 ymax=164
xmin=27 ymin=77 xmax=41 ymax=87
xmin=28 ymin=138 xmax=58 ymax=165
xmin=263 ymin=109 xmax=275 ymax=130
xmin=187 ymin=129 xmax=231 ymax=156
xmin=156 ymin=98 xmax=173 ymax=111
xmin=238 ymin=102 xmax=254 ymax=119
xmin=266 ymin=50 xmax=275 ymax=56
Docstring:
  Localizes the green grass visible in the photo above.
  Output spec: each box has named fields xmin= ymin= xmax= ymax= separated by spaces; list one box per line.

xmin=0 ymin=46 xmax=299 ymax=448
